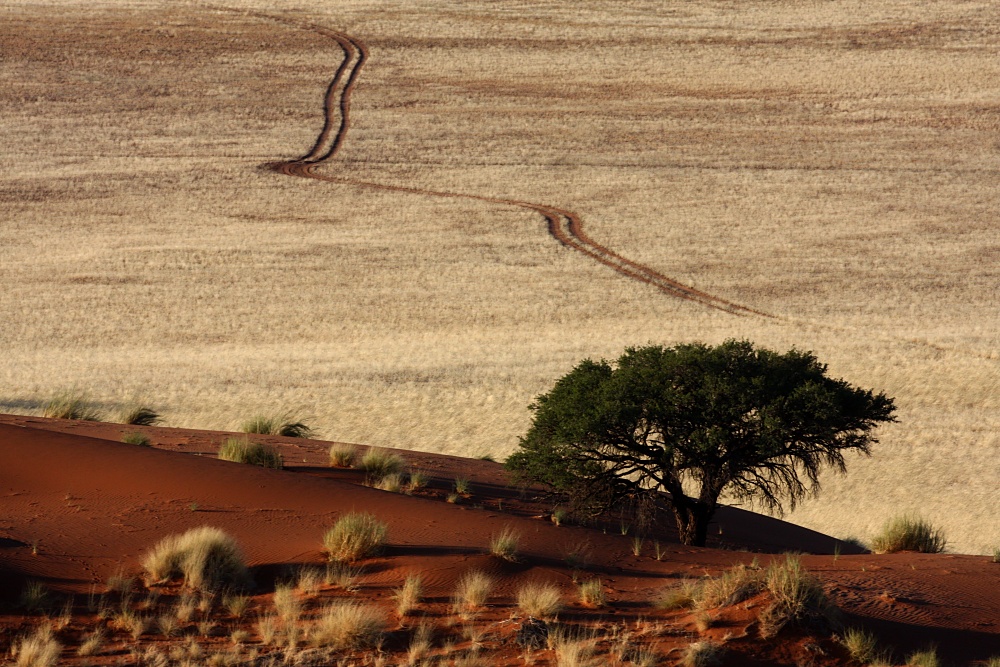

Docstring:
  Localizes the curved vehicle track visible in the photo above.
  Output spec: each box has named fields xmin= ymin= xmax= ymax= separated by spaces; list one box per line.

xmin=224 ymin=8 xmax=770 ymax=317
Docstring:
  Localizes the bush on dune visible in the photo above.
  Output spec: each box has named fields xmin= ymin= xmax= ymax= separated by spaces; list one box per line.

xmin=42 ymin=390 xmax=103 ymax=421
xmin=871 ymin=515 xmax=946 ymax=554
xmin=323 ymin=512 xmax=388 ymax=563
xmin=217 ymin=437 xmax=283 ymax=469
xmin=142 ymin=526 xmax=250 ymax=591
xmin=241 ymin=414 xmax=314 ymax=439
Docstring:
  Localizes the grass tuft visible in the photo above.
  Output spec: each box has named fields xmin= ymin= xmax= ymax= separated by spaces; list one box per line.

xmin=119 ymin=403 xmax=160 ymax=426
xmin=906 ymin=648 xmax=940 ymax=667
xmin=217 ymin=437 xmax=283 ymax=469
xmin=142 ymin=526 xmax=250 ymax=590
xmin=121 ymin=431 xmax=151 ymax=446
xmin=394 ymin=573 xmax=422 ymax=616
xmin=681 ymin=640 xmax=724 ymax=667
xmin=759 ymin=555 xmax=836 ymax=638
xmin=578 ymin=579 xmax=605 ymax=608
xmin=310 ymin=601 xmax=387 ymax=649
xmin=42 ymin=390 xmax=102 ymax=421
xmin=657 ymin=579 xmax=701 ymax=611
xmin=516 ymin=581 xmax=563 ymax=619
xmin=359 ymin=447 xmax=405 ymax=482
xmin=323 ymin=512 xmax=388 ymax=562
xmin=12 ymin=625 xmax=61 ymax=667
xmin=697 ymin=562 xmax=763 ymax=609
xmin=452 ymin=570 xmax=494 ymax=614
xmin=840 ymin=627 xmax=879 ymax=664
xmin=489 ymin=526 xmax=520 ymax=562
xmin=871 ymin=515 xmax=946 ymax=554
xmin=328 ymin=443 xmax=357 ymax=468
xmin=241 ymin=414 xmax=314 ymax=438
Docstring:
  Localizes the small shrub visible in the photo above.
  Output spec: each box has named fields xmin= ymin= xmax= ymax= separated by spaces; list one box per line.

xmin=453 ymin=570 xmax=494 ymax=613
xmin=12 ymin=625 xmax=61 ymax=667
xmin=241 ymin=415 xmax=314 ymax=439
xmin=489 ymin=527 xmax=520 ymax=562
xmin=759 ymin=555 xmax=836 ymax=638
xmin=359 ymin=447 xmax=405 ymax=481
xmin=310 ymin=601 xmax=387 ymax=649
xmin=323 ymin=512 xmax=388 ymax=562
xmin=657 ymin=579 xmax=701 ymax=611
xmin=328 ymin=443 xmax=357 ymax=468
xmin=394 ymin=573 xmax=422 ymax=616
xmin=142 ymin=526 xmax=250 ymax=590
xmin=516 ymin=581 xmax=563 ymax=619
xmin=217 ymin=437 xmax=283 ymax=469
xmin=906 ymin=648 xmax=940 ymax=667
xmin=454 ymin=477 xmax=471 ymax=495
xmin=375 ymin=472 xmax=404 ymax=493
xmin=407 ymin=469 xmax=428 ymax=490
xmin=42 ymin=391 xmax=102 ymax=421
xmin=871 ymin=515 xmax=946 ymax=554
xmin=681 ymin=640 xmax=723 ymax=667
xmin=578 ymin=579 xmax=605 ymax=608
xmin=119 ymin=404 xmax=160 ymax=426
xmin=122 ymin=431 xmax=151 ymax=447
xmin=840 ymin=627 xmax=879 ymax=664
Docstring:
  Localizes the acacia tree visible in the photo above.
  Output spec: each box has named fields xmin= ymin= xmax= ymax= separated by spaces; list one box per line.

xmin=505 ymin=340 xmax=896 ymax=546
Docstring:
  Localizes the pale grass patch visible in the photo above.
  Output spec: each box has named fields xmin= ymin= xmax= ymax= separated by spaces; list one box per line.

xmin=76 ymin=628 xmax=104 ymax=657
xmin=272 ymin=583 xmax=301 ymax=625
xmin=296 ymin=566 xmax=325 ymax=595
xmin=325 ymin=561 xmax=362 ymax=591
xmin=359 ymin=447 xmax=405 ymax=482
xmin=488 ymin=527 xmax=520 ymax=562
xmin=696 ymin=562 xmax=763 ymax=609
xmin=578 ymin=579 xmax=605 ymax=608
xmin=759 ymin=555 xmax=836 ymax=638
xmin=121 ymin=431 xmax=151 ymax=446
xmin=41 ymin=391 xmax=102 ymax=421
xmin=406 ymin=622 xmax=433 ymax=664
xmin=118 ymin=403 xmax=160 ymax=426
xmin=394 ymin=573 xmax=423 ymax=617
xmin=680 ymin=641 xmax=724 ymax=667
xmin=657 ymin=579 xmax=701 ymax=611
xmin=871 ymin=515 xmax=947 ymax=554
xmin=839 ymin=627 xmax=878 ymax=664
xmin=452 ymin=570 xmax=494 ymax=614
xmin=217 ymin=437 xmax=283 ymax=470
xmin=12 ymin=625 xmax=60 ymax=667
xmin=375 ymin=472 xmax=404 ymax=493
xmin=241 ymin=414 xmax=314 ymax=439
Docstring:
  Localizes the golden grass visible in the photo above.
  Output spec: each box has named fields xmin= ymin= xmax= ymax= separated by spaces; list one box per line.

xmin=2 ymin=1 xmax=999 ymax=554
xmin=142 ymin=526 xmax=249 ymax=590
xmin=322 ymin=512 xmax=388 ymax=562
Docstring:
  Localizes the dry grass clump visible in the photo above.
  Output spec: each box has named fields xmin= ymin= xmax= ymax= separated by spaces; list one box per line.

xmin=375 ymin=472 xmax=404 ymax=493
xmin=328 ymin=443 xmax=357 ymax=468
xmin=359 ymin=447 xmax=405 ymax=482
xmin=12 ymin=625 xmax=61 ymax=667
xmin=452 ymin=570 xmax=494 ymax=614
xmin=118 ymin=403 xmax=160 ymax=426
xmin=296 ymin=566 xmax=324 ymax=595
xmin=217 ymin=437 xmax=283 ymax=469
xmin=489 ymin=527 xmax=520 ymax=562
xmin=759 ymin=555 xmax=836 ymax=638
xmin=121 ymin=431 xmax=151 ymax=446
xmin=310 ymin=601 xmax=387 ymax=649
xmin=142 ymin=526 xmax=250 ymax=590
xmin=76 ymin=629 xmax=104 ymax=657
xmin=549 ymin=628 xmax=600 ymax=667
xmin=839 ymin=627 xmax=879 ymax=664
xmin=578 ymin=579 xmax=605 ymax=608
xmin=697 ymin=562 xmax=763 ymax=609
xmin=906 ymin=648 xmax=941 ymax=667
xmin=516 ymin=581 xmax=563 ymax=619
xmin=394 ymin=573 xmax=423 ymax=616
xmin=680 ymin=640 xmax=724 ymax=667
xmin=323 ymin=512 xmax=388 ymax=562
xmin=18 ymin=581 xmax=51 ymax=613
xmin=871 ymin=515 xmax=947 ymax=554
xmin=42 ymin=391 xmax=102 ymax=421
xmin=241 ymin=414 xmax=314 ymax=439
xmin=657 ymin=579 xmax=701 ymax=611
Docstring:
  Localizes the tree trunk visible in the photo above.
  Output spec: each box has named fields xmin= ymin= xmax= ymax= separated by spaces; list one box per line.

xmin=671 ymin=499 xmax=714 ymax=547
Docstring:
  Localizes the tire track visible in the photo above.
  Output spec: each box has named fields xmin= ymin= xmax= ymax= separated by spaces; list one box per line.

xmin=228 ymin=7 xmax=768 ymax=317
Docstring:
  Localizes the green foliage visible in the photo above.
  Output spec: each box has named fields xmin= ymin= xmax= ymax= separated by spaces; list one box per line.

xmin=871 ymin=515 xmax=946 ymax=554
xmin=42 ymin=390 xmax=103 ymax=421
xmin=241 ymin=414 xmax=314 ymax=438
xmin=217 ymin=437 xmax=283 ymax=469
xmin=506 ymin=340 xmax=896 ymax=546
xmin=121 ymin=431 xmax=151 ymax=447
xmin=323 ymin=512 xmax=388 ymax=562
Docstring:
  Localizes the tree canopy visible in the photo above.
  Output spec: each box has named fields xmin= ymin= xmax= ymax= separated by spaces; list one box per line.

xmin=505 ymin=340 xmax=896 ymax=546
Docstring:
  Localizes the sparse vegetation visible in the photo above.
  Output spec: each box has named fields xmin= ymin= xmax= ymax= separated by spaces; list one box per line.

xmin=328 ymin=443 xmax=357 ymax=468
xmin=697 ymin=562 xmax=763 ymax=609
xmin=454 ymin=477 xmax=471 ymax=495
xmin=42 ymin=390 xmax=102 ymax=421
xmin=122 ymin=431 xmax=151 ymax=446
xmin=516 ymin=581 xmax=563 ymax=619
xmin=12 ymin=625 xmax=61 ymax=667
xmin=118 ymin=403 xmax=161 ymax=426
xmin=217 ymin=437 xmax=283 ymax=469
xmin=657 ymin=579 xmax=700 ymax=611
xmin=906 ymin=648 xmax=941 ymax=667
xmin=578 ymin=579 xmax=605 ymax=608
xmin=871 ymin=515 xmax=947 ymax=554
xmin=453 ymin=570 xmax=494 ymax=613
xmin=489 ymin=526 xmax=520 ymax=562
xmin=840 ymin=627 xmax=879 ymax=664
xmin=241 ymin=414 xmax=314 ymax=438
xmin=394 ymin=573 xmax=423 ymax=616
xmin=19 ymin=580 xmax=51 ymax=613
xmin=759 ymin=555 xmax=836 ymax=638
xmin=359 ymin=447 xmax=405 ymax=482
xmin=142 ymin=526 xmax=250 ymax=590
xmin=375 ymin=472 xmax=404 ymax=493
xmin=681 ymin=640 xmax=723 ymax=667
xmin=323 ymin=512 xmax=388 ymax=562
xmin=310 ymin=601 xmax=387 ymax=649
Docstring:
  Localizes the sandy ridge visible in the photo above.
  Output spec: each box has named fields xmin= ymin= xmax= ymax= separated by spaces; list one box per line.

xmin=221 ymin=5 xmax=768 ymax=316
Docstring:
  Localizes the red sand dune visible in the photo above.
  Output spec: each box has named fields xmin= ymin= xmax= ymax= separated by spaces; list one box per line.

xmin=1 ymin=415 xmax=998 ymax=664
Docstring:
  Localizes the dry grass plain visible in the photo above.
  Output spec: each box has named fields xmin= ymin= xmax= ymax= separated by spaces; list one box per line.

xmin=1 ymin=0 xmax=998 ymax=554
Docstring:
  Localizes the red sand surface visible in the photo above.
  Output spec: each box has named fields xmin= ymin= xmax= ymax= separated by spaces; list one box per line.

xmin=2 ymin=415 xmax=998 ymax=664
